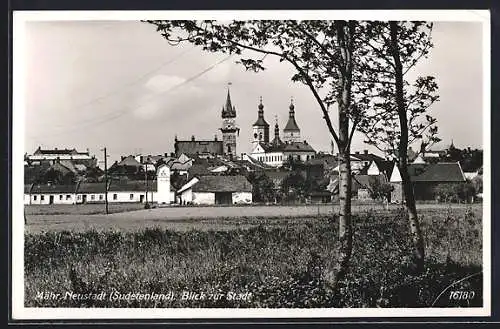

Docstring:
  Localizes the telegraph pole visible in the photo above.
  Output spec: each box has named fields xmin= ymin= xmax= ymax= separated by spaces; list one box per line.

xmin=145 ymin=160 xmax=149 ymax=207
xmin=102 ymin=147 xmax=109 ymax=215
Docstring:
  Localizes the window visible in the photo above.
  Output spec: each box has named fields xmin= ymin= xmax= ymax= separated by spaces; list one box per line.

xmin=130 ymin=194 xmax=134 ymax=200
xmin=91 ymin=195 xmax=95 ymax=201
xmin=41 ymin=195 xmax=45 ymax=201
xmin=77 ymin=195 xmax=81 ymax=200
xmin=33 ymin=195 xmax=37 ymax=201
xmin=66 ymin=195 xmax=71 ymax=200
xmin=59 ymin=195 xmax=63 ymax=200
xmin=113 ymin=194 xmax=117 ymax=200
xmin=99 ymin=194 xmax=103 ymax=200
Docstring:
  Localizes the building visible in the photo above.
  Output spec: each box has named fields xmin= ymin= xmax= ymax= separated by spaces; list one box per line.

xmin=220 ymin=88 xmax=240 ymax=158
xmin=26 ymin=147 xmax=97 ymax=167
xmin=249 ymin=99 xmax=316 ymax=167
xmin=24 ymin=166 xmax=174 ymax=205
xmin=174 ymin=135 xmax=224 ymax=158
xmin=176 ymin=175 xmax=253 ymax=205
xmin=390 ymin=162 xmax=466 ymax=202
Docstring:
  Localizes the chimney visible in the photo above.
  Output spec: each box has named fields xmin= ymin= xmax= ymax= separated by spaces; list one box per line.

xmin=170 ymin=152 xmax=175 ymax=157
xmin=355 ymin=151 xmax=360 ymax=155
xmin=140 ymin=156 xmax=144 ymax=163
xmin=191 ymin=135 xmax=195 ymax=141
xmin=55 ymin=147 xmax=58 ymax=150
xmin=214 ymin=135 xmax=218 ymax=141
xmin=364 ymin=150 xmax=368 ymax=155
xmin=303 ymin=140 xmax=307 ymax=144
xmin=121 ymin=156 xmax=125 ymax=161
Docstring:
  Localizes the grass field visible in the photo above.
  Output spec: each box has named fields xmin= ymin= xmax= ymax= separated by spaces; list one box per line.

xmin=24 ymin=204 xmax=483 ymax=308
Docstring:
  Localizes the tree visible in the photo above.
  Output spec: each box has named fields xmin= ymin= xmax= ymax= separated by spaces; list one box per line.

xmin=146 ymin=20 xmax=373 ymax=288
xmin=368 ymin=176 xmax=394 ymax=203
xmin=356 ymin=22 xmax=440 ymax=271
xmin=247 ymin=172 xmax=276 ymax=203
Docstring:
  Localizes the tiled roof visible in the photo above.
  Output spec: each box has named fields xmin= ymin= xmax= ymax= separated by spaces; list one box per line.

xmin=283 ymin=142 xmax=315 ymax=152
xmin=77 ymin=182 xmax=108 ymax=194
xmin=108 ymin=180 xmax=158 ymax=192
xmin=31 ymin=184 xmax=78 ymax=194
xmin=253 ymin=117 xmax=269 ymax=127
xmin=411 ymin=162 xmax=465 ymax=182
xmin=192 ymin=175 xmax=252 ymax=193
xmin=118 ymin=155 xmax=142 ymax=167
xmin=175 ymin=140 xmax=223 ymax=156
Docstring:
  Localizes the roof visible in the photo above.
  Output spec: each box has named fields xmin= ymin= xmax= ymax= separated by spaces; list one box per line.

xmin=284 ymin=117 xmax=300 ymax=131
xmin=47 ymin=162 xmax=76 ymax=175
xmin=31 ymin=184 xmax=78 ymax=194
xmin=253 ymin=117 xmax=269 ymax=127
xmin=118 ymin=155 xmax=142 ymax=167
xmin=283 ymin=142 xmax=315 ymax=153
xmin=108 ymin=180 xmax=158 ymax=192
xmin=353 ymin=174 xmax=387 ymax=189
xmin=222 ymin=89 xmax=236 ymax=118
xmin=77 ymin=182 xmax=108 ymax=194
xmin=188 ymin=163 xmax=211 ymax=176
xmin=192 ymin=175 xmax=252 ymax=193
xmin=24 ymin=184 xmax=33 ymax=193
xmin=411 ymin=162 xmax=465 ymax=182
xmin=175 ymin=140 xmax=223 ymax=156
xmin=34 ymin=148 xmax=84 ymax=155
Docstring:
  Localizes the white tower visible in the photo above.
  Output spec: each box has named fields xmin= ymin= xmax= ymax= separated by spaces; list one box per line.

xmin=156 ymin=164 xmax=171 ymax=204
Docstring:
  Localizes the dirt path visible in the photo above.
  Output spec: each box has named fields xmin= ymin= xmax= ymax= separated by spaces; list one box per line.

xmin=24 ymin=203 xmax=480 ymax=233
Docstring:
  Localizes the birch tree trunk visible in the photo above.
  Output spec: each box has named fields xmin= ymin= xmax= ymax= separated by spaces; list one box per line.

xmin=390 ymin=21 xmax=425 ymax=272
xmin=331 ymin=21 xmax=354 ymax=288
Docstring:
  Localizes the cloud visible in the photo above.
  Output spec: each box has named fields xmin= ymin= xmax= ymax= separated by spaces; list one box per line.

xmin=132 ymin=74 xmax=204 ymax=120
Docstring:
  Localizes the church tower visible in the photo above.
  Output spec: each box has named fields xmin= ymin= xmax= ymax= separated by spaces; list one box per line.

xmin=283 ymin=98 xmax=301 ymax=143
xmin=220 ymin=86 xmax=239 ymax=158
xmin=252 ymin=97 xmax=270 ymax=148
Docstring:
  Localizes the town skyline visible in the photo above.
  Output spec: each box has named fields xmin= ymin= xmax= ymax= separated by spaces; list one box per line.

xmin=22 ymin=20 xmax=484 ymax=164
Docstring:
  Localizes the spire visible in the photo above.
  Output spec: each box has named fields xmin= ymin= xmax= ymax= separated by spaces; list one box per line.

xmin=271 ymin=114 xmax=283 ymax=146
xmin=284 ymin=97 xmax=300 ymax=131
xmin=221 ymin=83 xmax=236 ymax=118
xmin=253 ymin=96 xmax=269 ymax=127
xmin=274 ymin=115 xmax=279 ymax=137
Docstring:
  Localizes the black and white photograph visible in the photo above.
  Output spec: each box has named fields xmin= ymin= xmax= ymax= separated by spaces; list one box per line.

xmin=11 ymin=10 xmax=491 ymax=319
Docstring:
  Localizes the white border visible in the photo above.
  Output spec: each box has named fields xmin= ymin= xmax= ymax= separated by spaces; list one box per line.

xmin=12 ymin=10 xmax=491 ymax=320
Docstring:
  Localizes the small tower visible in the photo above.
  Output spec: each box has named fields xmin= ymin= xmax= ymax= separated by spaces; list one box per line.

xmin=252 ymin=97 xmax=270 ymax=147
xmin=220 ymin=85 xmax=239 ymax=158
xmin=283 ymin=97 xmax=301 ymax=143
xmin=271 ymin=115 xmax=283 ymax=146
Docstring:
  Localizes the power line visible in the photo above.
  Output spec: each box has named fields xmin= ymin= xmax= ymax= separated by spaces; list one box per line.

xmin=51 ymin=46 xmax=196 ymax=129
xmin=28 ymin=54 xmax=234 ymax=139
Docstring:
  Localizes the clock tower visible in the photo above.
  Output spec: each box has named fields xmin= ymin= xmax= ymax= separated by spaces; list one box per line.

xmin=220 ymin=87 xmax=240 ymax=158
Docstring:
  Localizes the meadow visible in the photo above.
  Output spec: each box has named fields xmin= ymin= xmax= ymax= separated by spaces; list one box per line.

xmin=24 ymin=205 xmax=483 ymax=308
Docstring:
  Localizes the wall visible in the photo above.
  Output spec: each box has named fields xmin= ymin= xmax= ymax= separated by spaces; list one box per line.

xmin=232 ymin=192 xmax=252 ymax=204
xmin=157 ymin=165 xmax=171 ymax=204
xmin=178 ymin=189 xmax=193 ymax=205
xmin=30 ymin=193 xmax=76 ymax=205
xmin=192 ymin=192 xmax=215 ymax=205
xmin=391 ymin=182 xmax=403 ymax=203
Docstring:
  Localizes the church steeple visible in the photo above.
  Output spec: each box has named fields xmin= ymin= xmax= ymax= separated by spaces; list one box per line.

xmin=221 ymin=86 xmax=236 ymax=118
xmin=283 ymin=97 xmax=301 ymax=143
xmin=220 ymin=83 xmax=239 ymax=158
xmin=252 ymin=97 xmax=270 ymax=146
xmin=271 ymin=114 xmax=283 ymax=146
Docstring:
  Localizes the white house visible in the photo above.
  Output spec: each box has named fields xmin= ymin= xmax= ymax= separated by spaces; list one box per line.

xmin=177 ymin=175 xmax=252 ymax=205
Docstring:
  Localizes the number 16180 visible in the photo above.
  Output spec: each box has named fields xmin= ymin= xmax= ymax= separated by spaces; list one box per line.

xmin=449 ymin=291 xmax=475 ymax=300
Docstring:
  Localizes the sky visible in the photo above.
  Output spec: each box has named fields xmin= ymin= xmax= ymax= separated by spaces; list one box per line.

xmin=21 ymin=19 xmax=484 ymax=165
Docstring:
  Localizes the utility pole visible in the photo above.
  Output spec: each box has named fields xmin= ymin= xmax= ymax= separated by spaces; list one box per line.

xmin=145 ymin=159 xmax=149 ymax=208
xmin=101 ymin=147 xmax=109 ymax=215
